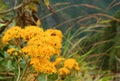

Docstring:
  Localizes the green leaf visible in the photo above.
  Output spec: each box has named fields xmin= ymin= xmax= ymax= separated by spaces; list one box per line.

xmin=0 ymin=23 xmax=5 ymax=28
xmin=63 ymin=32 xmax=71 ymax=56
xmin=68 ymin=51 xmax=78 ymax=58
xmin=6 ymin=60 xmax=14 ymax=71
xmin=38 ymin=74 xmax=46 ymax=81
xmin=78 ymin=49 xmax=94 ymax=63
xmin=101 ymin=76 xmax=112 ymax=81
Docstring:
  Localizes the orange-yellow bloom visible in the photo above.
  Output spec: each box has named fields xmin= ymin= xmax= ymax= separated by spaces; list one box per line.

xmin=64 ymin=58 xmax=80 ymax=70
xmin=59 ymin=67 xmax=70 ymax=75
xmin=54 ymin=57 xmax=65 ymax=66
xmin=7 ymin=48 xmax=16 ymax=55
xmin=2 ymin=26 xmax=22 ymax=44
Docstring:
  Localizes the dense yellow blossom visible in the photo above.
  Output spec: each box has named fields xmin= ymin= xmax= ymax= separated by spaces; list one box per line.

xmin=59 ymin=67 xmax=70 ymax=75
xmin=20 ymin=45 xmax=33 ymax=55
xmin=2 ymin=26 xmax=22 ymax=44
xmin=28 ymin=34 xmax=52 ymax=46
xmin=64 ymin=58 xmax=80 ymax=70
xmin=27 ymin=30 xmax=62 ymax=56
xmin=21 ymin=26 xmax=44 ymax=41
xmin=30 ymin=57 xmax=56 ymax=74
xmin=21 ymin=45 xmax=56 ymax=59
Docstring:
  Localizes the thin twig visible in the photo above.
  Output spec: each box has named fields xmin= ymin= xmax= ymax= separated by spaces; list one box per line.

xmin=0 ymin=0 xmax=34 ymax=14
xmin=77 ymin=13 xmax=120 ymax=24
xmin=0 ymin=72 xmax=15 ymax=76
xmin=53 ymin=2 xmax=70 ymax=7
xmin=106 ymin=0 xmax=116 ymax=11
xmin=111 ymin=1 xmax=120 ymax=9
xmin=0 ymin=4 xmax=22 ymax=14
xmin=41 ymin=4 xmax=104 ymax=20
xmin=53 ymin=16 xmax=83 ymax=28
xmin=14 ymin=0 xmax=18 ymax=7
xmin=33 ymin=73 xmax=40 ymax=81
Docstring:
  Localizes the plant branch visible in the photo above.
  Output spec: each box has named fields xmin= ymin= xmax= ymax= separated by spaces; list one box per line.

xmin=0 ymin=0 xmax=34 ymax=14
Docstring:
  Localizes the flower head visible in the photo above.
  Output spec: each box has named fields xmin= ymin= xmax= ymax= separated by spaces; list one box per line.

xmin=59 ymin=67 xmax=70 ymax=76
xmin=7 ymin=48 xmax=16 ymax=55
xmin=54 ymin=57 xmax=65 ymax=66
xmin=2 ymin=26 xmax=22 ymax=44
xmin=64 ymin=58 xmax=80 ymax=70
xmin=21 ymin=26 xmax=43 ymax=41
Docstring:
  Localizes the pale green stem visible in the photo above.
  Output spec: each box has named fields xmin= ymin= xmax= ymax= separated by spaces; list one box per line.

xmin=18 ymin=61 xmax=29 ymax=81
xmin=45 ymin=75 xmax=48 ymax=81
xmin=16 ymin=62 xmax=21 ymax=81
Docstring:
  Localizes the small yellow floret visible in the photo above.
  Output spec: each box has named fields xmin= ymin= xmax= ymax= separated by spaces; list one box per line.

xmin=59 ymin=67 xmax=70 ymax=75
xmin=54 ymin=57 xmax=65 ymax=66
xmin=7 ymin=48 xmax=16 ymax=55
xmin=64 ymin=58 xmax=80 ymax=70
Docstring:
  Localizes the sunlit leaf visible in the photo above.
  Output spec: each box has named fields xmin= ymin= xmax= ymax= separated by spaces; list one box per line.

xmin=0 ymin=23 xmax=5 ymax=28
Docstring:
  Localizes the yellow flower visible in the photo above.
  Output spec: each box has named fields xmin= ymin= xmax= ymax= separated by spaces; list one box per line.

xmin=50 ymin=36 xmax=62 ymax=48
xmin=7 ymin=48 xmax=16 ymax=55
xmin=54 ymin=57 xmax=65 ymax=66
xmin=28 ymin=34 xmax=50 ymax=46
xmin=64 ymin=58 xmax=80 ymax=70
xmin=21 ymin=45 xmax=32 ymax=55
xmin=2 ymin=26 xmax=22 ymax=44
xmin=74 ymin=63 xmax=80 ymax=71
xmin=21 ymin=26 xmax=43 ymax=41
xmin=30 ymin=57 xmax=56 ymax=74
xmin=14 ymin=52 xmax=18 ymax=56
xmin=45 ymin=29 xmax=63 ymax=38
xmin=28 ymin=32 xmax=62 ymax=56
xmin=59 ymin=67 xmax=70 ymax=75
xmin=21 ymin=45 xmax=55 ymax=59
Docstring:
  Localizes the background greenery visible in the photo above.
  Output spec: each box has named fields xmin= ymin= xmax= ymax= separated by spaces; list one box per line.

xmin=0 ymin=0 xmax=120 ymax=81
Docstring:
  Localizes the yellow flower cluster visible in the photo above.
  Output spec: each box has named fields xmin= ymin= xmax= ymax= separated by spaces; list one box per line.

xmin=59 ymin=67 xmax=70 ymax=75
xmin=2 ymin=26 xmax=22 ymax=44
xmin=2 ymin=25 xmax=80 ymax=75
xmin=64 ymin=59 xmax=80 ymax=70
xmin=7 ymin=48 xmax=18 ymax=56
xmin=7 ymin=48 xmax=16 ymax=55
xmin=2 ymin=25 xmax=62 ymax=74
xmin=22 ymin=26 xmax=44 ymax=41
xmin=54 ymin=57 xmax=79 ymax=76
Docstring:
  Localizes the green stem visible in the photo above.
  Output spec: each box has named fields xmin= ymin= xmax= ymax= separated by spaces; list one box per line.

xmin=18 ymin=61 xmax=29 ymax=81
xmin=45 ymin=75 xmax=48 ymax=81
xmin=16 ymin=62 xmax=21 ymax=81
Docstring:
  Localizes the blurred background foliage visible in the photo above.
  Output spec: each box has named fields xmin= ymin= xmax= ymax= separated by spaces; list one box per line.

xmin=0 ymin=0 xmax=120 ymax=81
